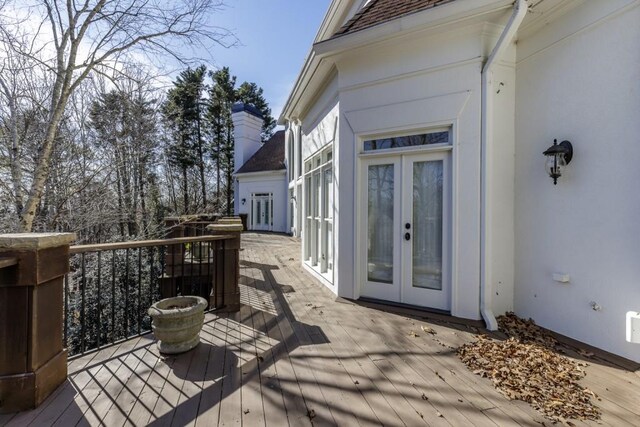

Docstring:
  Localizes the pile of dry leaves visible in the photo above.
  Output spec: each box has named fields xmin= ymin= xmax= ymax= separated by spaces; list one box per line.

xmin=457 ymin=313 xmax=601 ymax=422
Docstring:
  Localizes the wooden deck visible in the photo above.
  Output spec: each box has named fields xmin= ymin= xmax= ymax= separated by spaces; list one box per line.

xmin=3 ymin=233 xmax=640 ymax=426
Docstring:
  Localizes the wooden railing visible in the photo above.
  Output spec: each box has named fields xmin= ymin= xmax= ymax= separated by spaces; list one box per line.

xmin=0 ymin=257 xmax=18 ymax=270
xmin=0 ymin=217 xmax=243 ymax=412
xmin=64 ymin=226 xmax=241 ymax=358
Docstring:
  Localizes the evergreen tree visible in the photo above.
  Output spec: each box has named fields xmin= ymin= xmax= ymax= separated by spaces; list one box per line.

xmin=208 ymin=67 xmax=236 ymax=213
xmin=162 ymin=67 xmax=204 ymax=214
xmin=235 ymin=81 xmax=276 ymax=142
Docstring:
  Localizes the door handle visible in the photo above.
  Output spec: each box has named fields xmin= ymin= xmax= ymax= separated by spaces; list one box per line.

xmin=404 ymin=232 xmax=411 ymax=241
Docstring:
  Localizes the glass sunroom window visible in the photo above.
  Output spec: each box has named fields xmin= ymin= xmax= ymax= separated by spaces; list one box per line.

xmin=303 ymin=145 xmax=334 ymax=281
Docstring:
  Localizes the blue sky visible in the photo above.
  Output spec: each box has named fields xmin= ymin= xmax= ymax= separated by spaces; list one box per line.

xmin=206 ymin=1 xmax=332 ymax=119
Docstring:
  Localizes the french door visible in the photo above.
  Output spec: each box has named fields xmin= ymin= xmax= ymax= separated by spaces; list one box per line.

xmin=360 ymin=152 xmax=450 ymax=310
xmin=251 ymin=193 xmax=273 ymax=231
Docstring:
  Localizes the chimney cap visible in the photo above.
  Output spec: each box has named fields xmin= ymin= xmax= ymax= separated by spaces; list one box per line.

xmin=232 ymin=102 xmax=263 ymax=120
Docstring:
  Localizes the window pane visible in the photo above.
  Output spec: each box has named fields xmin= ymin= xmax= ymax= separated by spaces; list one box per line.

xmin=314 ymin=172 xmax=321 ymax=217
xmin=265 ymin=200 xmax=270 ymax=226
xmin=289 ymin=189 xmax=294 ymax=227
xmin=367 ymin=164 xmax=394 ymax=284
xmin=323 ymin=167 xmax=332 ymax=219
xmin=256 ymin=201 xmax=262 ymax=224
xmin=412 ymin=160 xmax=443 ymax=290
xmin=327 ymin=223 xmax=333 ymax=271
xmin=364 ymin=131 xmax=449 ymax=151
xmin=305 ymin=176 xmax=311 ymax=216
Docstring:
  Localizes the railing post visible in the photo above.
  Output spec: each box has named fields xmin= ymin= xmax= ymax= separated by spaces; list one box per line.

xmin=206 ymin=221 xmax=242 ymax=312
xmin=0 ymin=233 xmax=75 ymax=414
xmin=163 ymin=217 xmax=185 ymax=298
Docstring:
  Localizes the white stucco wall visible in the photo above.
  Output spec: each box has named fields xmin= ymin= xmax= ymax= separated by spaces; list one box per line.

xmin=332 ymin=23 xmax=505 ymax=320
xmin=301 ymin=76 xmax=339 ymax=161
xmin=514 ymin=1 xmax=640 ymax=361
xmin=236 ymin=172 xmax=288 ymax=233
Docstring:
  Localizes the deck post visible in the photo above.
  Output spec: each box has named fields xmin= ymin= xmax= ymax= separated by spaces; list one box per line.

xmin=0 ymin=233 xmax=75 ymax=414
xmin=161 ymin=217 xmax=186 ymax=298
xmin=207 ymin=221 xmax=242 ymax=312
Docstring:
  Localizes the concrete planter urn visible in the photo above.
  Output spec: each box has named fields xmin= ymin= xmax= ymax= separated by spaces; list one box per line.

xmin=148 ymin=296 xmax=208 ymax=354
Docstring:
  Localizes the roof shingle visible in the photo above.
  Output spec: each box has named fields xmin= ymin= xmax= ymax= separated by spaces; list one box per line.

xmin=236 ymin=130 xmax=286 ymax=174
xmin=333 ymin=0 xmax=455 ymax=38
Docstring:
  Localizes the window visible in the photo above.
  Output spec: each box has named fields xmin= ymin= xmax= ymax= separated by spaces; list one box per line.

xmin=289 ymin=189 xmax=294 ymax=231
xmin=364 ymin=130 xmax=449 ymax=152
xmin=296 ymin=127 xmax=302 ymax=179
xmin=288 ymin=130 xmax=295 ymax=182
xmin=303 ymin=146 xmax=333 ymax=280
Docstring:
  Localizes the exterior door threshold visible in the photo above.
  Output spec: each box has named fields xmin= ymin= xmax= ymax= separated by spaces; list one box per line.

xmin=353 ymin=297 xmax=484 ymax=329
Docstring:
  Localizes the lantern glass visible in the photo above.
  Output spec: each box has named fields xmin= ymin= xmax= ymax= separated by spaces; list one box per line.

xmin=545 ymin=155 xmax=557 ymax=177
xmin=546 ymin=153 xmax=566 ymax=177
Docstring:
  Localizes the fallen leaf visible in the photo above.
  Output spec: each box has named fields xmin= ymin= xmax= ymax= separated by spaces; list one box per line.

xmin=457 ymin=313 xmax=602 ymax=423
xmin=578 ymin=349 xmax=595 ymax=358
xmin=421 ymin=325 xmax=437 ymax=335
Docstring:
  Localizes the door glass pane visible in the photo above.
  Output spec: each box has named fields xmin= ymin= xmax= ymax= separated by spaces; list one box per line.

xmin=257 ymin=201 xmax=262 ymax=225
xmin=412 ymin=160 xmax=443 ymax=290
xmin=265 ymin=199 xmax=270 ymax=226
xmin=367 ymin=164 xmax=394 ymax=284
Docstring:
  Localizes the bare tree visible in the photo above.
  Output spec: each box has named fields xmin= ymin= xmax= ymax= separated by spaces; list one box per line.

xmin=0 ymin=0 xmax=231 ymax=231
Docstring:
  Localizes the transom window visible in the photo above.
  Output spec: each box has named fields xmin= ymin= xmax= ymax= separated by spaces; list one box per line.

xmin=363 ymin=130 xmax=449 ymax=152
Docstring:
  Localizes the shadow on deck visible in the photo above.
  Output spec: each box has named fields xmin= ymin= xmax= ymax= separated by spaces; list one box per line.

xmin=3 ymin=233 xmax=640 ymax=427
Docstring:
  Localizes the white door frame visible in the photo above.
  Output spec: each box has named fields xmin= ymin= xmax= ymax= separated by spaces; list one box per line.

xmin=356 ymin=147 xmax=452 ymax=311
xmin=250 ymin=193 xmax=273 ymax=231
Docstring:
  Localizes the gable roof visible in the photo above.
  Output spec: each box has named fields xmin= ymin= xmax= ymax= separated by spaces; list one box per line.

xmin=236 ymin=130 xmax=286 ymax=174
xmin=332 ymin=0 xmax=456 ymax=38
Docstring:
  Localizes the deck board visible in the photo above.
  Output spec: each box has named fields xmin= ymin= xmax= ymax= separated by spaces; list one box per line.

xmin=5 ymin=232 xmax=640 ymax=427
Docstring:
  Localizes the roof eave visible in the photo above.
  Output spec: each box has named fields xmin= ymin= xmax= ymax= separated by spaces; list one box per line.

xmin=279 ymin=0 xmax=514 ymax=125
xmin=315 ymin=0 xmax=513 ymax=56
xmin=234 ymin=169 xmax=287 ymax=178
xmin=278 ymin=0 xmax=362 ymax=125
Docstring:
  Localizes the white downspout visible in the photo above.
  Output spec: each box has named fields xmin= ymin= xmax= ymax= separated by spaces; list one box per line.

xmin=480 ymin=0 xmax=528 ymax=331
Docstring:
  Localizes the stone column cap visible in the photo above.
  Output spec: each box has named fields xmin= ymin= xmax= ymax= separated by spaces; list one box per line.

xmin=0 ymin=233 xmax=76 ymax=250
xmin=206 ymin=224 xmax=243 ymax=232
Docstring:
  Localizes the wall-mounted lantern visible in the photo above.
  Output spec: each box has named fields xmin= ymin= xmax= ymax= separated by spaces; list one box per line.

xmin=241 ymin=198 xmax=246 ymax=205
xmin=543 ymin=139 xmax=573 ymax=185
